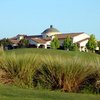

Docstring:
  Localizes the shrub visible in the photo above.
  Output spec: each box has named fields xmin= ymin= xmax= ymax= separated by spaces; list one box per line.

xmin=0 ymin=53 xmax=40 ymax=88
xmin=33 ymin=54 xmax=98 ymax=92
xmin=33 ymin=55 xmax=65 ymax=89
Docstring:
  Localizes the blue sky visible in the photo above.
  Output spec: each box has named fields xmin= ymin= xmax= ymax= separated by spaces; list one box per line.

xmin=0 ymin=0 xmax=100 ymax=40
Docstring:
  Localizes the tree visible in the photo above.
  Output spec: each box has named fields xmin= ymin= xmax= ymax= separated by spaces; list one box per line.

xmin=51 ymin=36 xmax=60 ymax=49
xmin=0 ymin=38 xmax=12 ymax=48
xmin=86 ymin=34 xmax=97 ymax=52
xmin=71 ymin=43 xmax=79 ymax=51
xmin=63 ymin=36 xmax=73 ymax=51
xmin=19 ymin=38 xmax=29 ymax=48
xmin=51 ymin=41 xmax=55 ymax=49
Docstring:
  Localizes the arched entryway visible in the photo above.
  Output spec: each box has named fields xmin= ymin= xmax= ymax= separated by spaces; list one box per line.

xmin=39 ymin=44 xmax=45 ymax=48
xmin=29 ymin=44 xmax=37 ymax=48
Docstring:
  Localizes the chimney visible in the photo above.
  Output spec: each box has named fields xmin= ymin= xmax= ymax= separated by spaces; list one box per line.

xmin=50 ymin=25 xmax=53 ymax=28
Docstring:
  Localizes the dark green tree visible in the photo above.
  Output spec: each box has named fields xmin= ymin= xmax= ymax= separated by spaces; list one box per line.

xmin=51 ymin=36 xmax=60 ymax=49
xmin=19 ymin=38 xmax=29 ymax=48
xmin=63 ymin=36 xmax=73 ymax=51
xmin=70 ymin=43 xmax=79 ymax=51
xmin=86 ymin=34 xmax=97 ymax=52
xmin=0 ymin=38 xmax=11 ymax=47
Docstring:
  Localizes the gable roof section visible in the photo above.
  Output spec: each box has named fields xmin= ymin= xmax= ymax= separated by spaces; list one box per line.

xmin=10 ymin=36 xmax=17 ymax=40
xmin=76 ymin=38 xmax=89 ymax=43
xmin=56 ymin=32 xmax=84 ymax=39
xmin=31 ymin=38 xmax=46 ymax=44
xmin=10 ymin=39 xmax=20 ymax=44
xmin=43 ymin=37 xmax=51 ymax=41
xmin=26 ymin=35 xmax=42 ymax=39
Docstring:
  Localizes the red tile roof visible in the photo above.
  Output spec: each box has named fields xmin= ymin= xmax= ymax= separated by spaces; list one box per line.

xmin=31 ymin=38 xmax=46 ymax=44
xmin=10 ymin=40 xmax=20 ymax=44
xmin=9 ymin=37 xmax=17 ymax=40
xmin=26 ymin=35 xmax=42 ymax=39
xmin=43 ymin=37 xmax=51 ymax=41
xmin=56 ymin=32 xmax=84 ymax=39
xmin=30 ymin=33 xmax=84 ymax=44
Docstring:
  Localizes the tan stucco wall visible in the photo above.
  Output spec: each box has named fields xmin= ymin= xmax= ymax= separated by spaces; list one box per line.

xmin=73 ymin=33 xmax=90 ymax=43
xmin=79 ymin=40 xmax=89 ymax=47
xmin=42 ymin=32 xmax=61 ymax=38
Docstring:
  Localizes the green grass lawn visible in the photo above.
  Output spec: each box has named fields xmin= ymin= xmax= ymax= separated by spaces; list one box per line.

xmin=0 ymin=85 xmax=100 ymax=100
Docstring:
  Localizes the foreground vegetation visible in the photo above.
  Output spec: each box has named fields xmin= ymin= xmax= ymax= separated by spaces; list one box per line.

xmin=0 ymin=84 xmax=100 ymax=100
xmin=0 ymin=48 xmax=100 ymax=93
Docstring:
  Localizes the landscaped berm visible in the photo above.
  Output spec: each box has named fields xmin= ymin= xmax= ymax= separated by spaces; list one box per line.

xmin=0 ymin=48 xmax=100 ymax=100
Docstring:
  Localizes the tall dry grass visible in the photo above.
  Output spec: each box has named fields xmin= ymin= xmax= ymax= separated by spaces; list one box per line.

xmin=34 ymin=54 xmax=100 ymax=92
xmin=0 ymin=48 xmax=100 ymax=93
xmin=0 ymin=52 xmax=40 ymax=87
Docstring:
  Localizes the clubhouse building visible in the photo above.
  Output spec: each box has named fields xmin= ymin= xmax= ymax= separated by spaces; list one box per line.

xmin=9 ymin=25 xmax=90 ymax=51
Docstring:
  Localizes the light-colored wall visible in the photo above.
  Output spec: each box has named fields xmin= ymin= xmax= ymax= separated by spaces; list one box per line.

xmin=12 ymin=44 xmax=18 ymax=46
xmin=42 ymin=32 xmax=61 ymax=38
xmin=79 ymin=47 xmax=87 ymax=52
xmin=20 ymin=36 xmax=24 ymax=40
xmin=45 ymin=41 xmax=51 ymax=45
xmin=79 ymin=40 xmax=89 ymax=47
xmin=17 ymin=36 xmax=24 ymax=40
xmin=47 ymin=32 xmax=61 ymax=37
xmin=29 ymin=39 xmax=48 ymax=48
xmin=73 ymin=33 xmax=90 ymax=43
xmin=96 ymin=47 xmax=99 ymax=50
